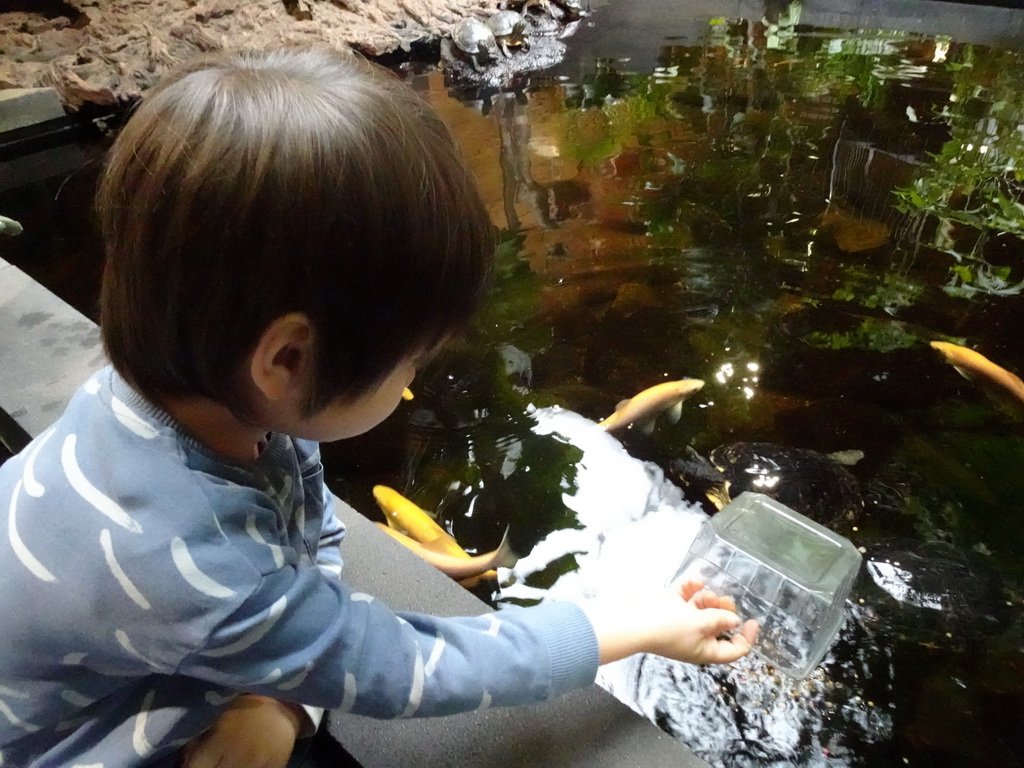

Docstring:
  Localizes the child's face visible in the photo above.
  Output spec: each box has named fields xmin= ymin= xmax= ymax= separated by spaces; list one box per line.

xmin=293 ymin=357 xmax=417 ymax=442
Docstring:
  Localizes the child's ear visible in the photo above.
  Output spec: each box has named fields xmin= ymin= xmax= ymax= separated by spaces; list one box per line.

xmin=249 ymin=313 xmax=315 ymax=403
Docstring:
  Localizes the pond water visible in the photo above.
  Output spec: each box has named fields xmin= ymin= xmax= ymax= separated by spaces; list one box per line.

xmin=2 ymin=1 xmax=1024 ymax=766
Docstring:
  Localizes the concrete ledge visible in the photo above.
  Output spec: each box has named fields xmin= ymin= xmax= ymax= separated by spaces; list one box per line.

xmin=0 ymin=88 xmax=65 ymax=134
xmin=558 ymin=0 xmax=1024 ymax=76
xmin=328 ymin=502 xmax=704 ymax=768
xmin=0 ymin=258 xmax=706 ymax=768
xmin=798 ymin=0 xmax=1024 ymax=41
xmin=0 ymin=259 xmax=105 ymax=450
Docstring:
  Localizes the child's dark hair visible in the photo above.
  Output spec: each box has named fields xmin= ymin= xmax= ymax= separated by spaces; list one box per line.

xmin=97 ymin=46 xmax=494 ymax=416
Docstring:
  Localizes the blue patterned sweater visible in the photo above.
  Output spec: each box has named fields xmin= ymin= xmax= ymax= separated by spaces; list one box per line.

xmin=0 ymin=367 xmax=599 ymax=767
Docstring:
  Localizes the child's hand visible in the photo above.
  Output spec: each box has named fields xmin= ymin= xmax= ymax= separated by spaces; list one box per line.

xmin=180 ymin=694 xmax=302 ymax=768
xmin=582 ymin=578 xmax=759 ymax=666
xmin=660 ymin=577 xmax=760 ymax=664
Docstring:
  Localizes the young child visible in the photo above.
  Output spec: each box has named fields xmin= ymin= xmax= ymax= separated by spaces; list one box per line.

xmin=0 ymin=47 xmax=757 ymax=767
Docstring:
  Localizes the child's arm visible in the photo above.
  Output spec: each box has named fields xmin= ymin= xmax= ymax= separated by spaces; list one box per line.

xmin=314 ymin=485 xmax=346 ymax=579
xmin=179 ymin=580 xmax=751 ymax=768
xmin=582 ymin=579 xmax=758 ymax=665
xmin=180 ymin=695 xmax=304 ymax=768
xmin=179 ymin=490 xmax=346 ymax=768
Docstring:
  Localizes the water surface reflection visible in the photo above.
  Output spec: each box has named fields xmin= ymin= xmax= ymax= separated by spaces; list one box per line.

xmin=328 ymin=5 xmax=1024 ymax=765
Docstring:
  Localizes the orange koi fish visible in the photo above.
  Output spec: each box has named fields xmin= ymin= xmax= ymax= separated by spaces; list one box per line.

xmin=930 ymin=341 xmax=1024 ymax=404
xmin=597 ymin=379 xmax=705 ymax=433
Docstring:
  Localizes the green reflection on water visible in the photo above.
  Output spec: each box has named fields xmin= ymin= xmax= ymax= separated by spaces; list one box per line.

xmin=399 ymin=4 xmax=1024 ymax=765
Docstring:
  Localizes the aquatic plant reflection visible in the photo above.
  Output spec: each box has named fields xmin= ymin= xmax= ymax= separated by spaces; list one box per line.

xmin=367 ymin=6 xmax=1024 ymax=765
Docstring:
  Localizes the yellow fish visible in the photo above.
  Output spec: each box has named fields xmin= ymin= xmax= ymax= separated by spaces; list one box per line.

xmin=373 ymin=484 xmax=448 ymax=543
xmin=373 ymin=523 xmax=513 ymax=584
xmin=930 ymin=341 xmax=1024 ymax=405
xmin=372 ymin=485 xmax=517 ymax=582
xmin=597 ymin=379 xmax=705 ymax=433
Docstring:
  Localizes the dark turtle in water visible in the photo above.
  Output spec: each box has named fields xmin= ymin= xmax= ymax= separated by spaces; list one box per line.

xmin=860 ymin=538 xmax=1010 ymax=645
xmin=670 ymin=441 xmax=863 ymax=526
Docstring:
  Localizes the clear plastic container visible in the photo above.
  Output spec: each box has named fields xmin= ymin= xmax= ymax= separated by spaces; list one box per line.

xmin=672 ymin=492 xmax=862 ymax=677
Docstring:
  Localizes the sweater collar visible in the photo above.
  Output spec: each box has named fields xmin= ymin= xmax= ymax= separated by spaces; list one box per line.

xmin=106 ymin=367 xmax=291 ymax=469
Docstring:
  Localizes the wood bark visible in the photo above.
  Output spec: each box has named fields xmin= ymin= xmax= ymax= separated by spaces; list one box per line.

xmin=0 ymin=0 xmax=497 ymax=111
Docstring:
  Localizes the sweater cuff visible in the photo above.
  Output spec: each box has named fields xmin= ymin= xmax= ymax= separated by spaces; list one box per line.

xmin=508 ymin=601 xmax=600 ymax=698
